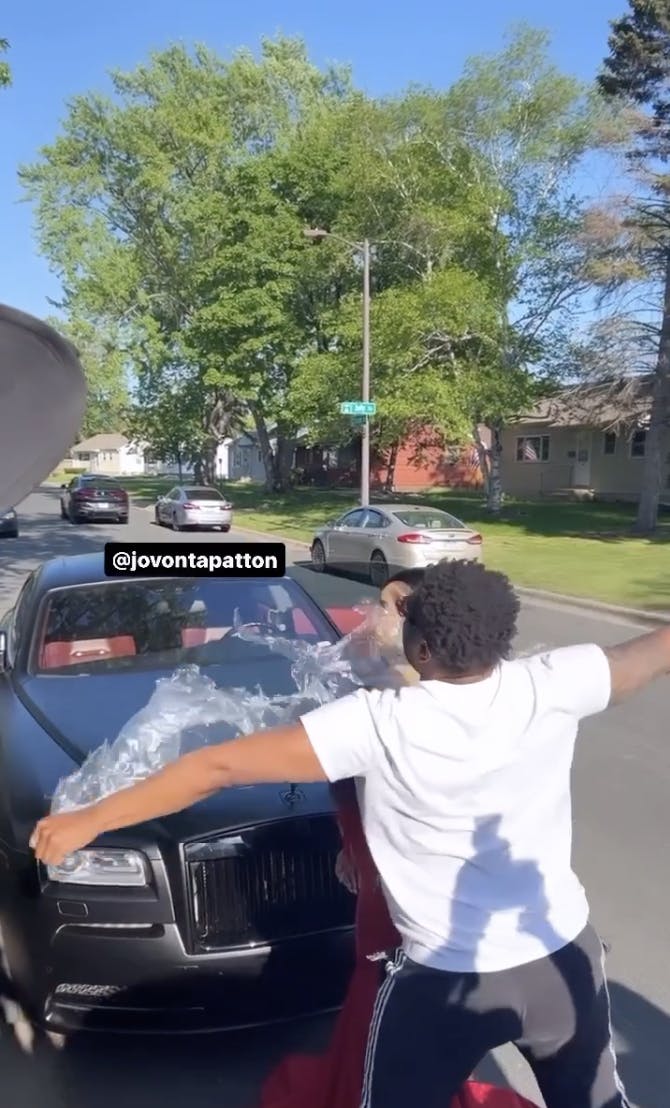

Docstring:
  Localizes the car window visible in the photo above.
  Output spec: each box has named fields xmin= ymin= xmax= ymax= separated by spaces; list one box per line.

xmin=10 ymin=572 xmax=37 ymax=659
xmin=363 ymin=510 xmax=388 ymax=529
xmin=339 ymin=509 xmax=367 ymax=528
xmin=36 ymin=578 xmax=337 ymax=675
xmin=165 ymin=488 xmax=179 ymax=500
xmin=185 ymin=487 xmax=223 ymax=501
xmin=81 ymin=477 xmax=123 ymax=490
xmin=392 ymin=509 xmax=466 ymax=531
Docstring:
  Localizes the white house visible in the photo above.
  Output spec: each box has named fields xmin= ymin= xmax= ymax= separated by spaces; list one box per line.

xmin=215 ymin=431 xmax=270 ymax=482
xmin=69 ymin=433 xmax=146 ymax=476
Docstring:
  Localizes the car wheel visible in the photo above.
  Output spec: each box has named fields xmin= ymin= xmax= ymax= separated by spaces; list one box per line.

xmin=60 ymin=502 xmax=67 ymax=519
xmin=369 ymin=551 xmax=389 ymax=588
xmin=7 ymin=528 xmax=18 ymax=539
xmin=221 ymin=524 xmax=231 ymax=533
xmin=154 ymin=508 xmax=162 ymax=526
xmin=70 ymin=510 xmax=83 ymax=525
xmin=311 ymin=539 xmax=326 ymax=573
xmin=172 ymin=513 xmax=182 ymax=532
xmin=118 ymin=516 xmax=128 ymax=524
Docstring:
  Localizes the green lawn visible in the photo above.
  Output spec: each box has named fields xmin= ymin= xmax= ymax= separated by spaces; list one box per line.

xmin=122 ymin=477 xmax=670 ymax=612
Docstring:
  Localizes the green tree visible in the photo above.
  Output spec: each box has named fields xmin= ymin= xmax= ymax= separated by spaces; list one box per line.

xmin=597 ymin=0 xmax=670 ymax=532
xmin=48 ymin=315 xmax=129 ymax=439
xmin=0 ymin=39 xmax=10 ymax=88
xmin=21 ymin=38 xmax=352 ymax=490
xmin=436 ymin=26 xmax=603 ymax=510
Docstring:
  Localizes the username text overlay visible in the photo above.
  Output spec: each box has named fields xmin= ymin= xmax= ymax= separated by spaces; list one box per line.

xmin=104 ymin=542 xmax=286 ymax=578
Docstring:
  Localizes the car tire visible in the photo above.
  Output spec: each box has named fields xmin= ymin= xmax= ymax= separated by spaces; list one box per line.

xmin=172 ymin=513 xmax=182 ymax=532
xmin=70 ymin=510 xmax=84 ymax=525
xmin=311 ymin=539 xmax=326 ymax=573
xmin=154 ymin=508 xmax=162 ymax=526
xmin=6 ymin=528 xmax=18 ymax=539
xmin=369 ymin=551 xmax=389 ymax=588
xmin=118 ymin=516 xmax=128 ymax=524
xmin=60 ymin=502 xmax=67 ymax=519
xmin=221 ymin=525 xmax=231 ymax=533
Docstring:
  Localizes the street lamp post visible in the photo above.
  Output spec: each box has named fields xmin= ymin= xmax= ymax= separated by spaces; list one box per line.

xmin=304 ymin=227 xmax=372 ymax=508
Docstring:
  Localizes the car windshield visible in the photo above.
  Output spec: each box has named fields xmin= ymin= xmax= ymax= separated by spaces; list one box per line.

xmin=392 ymin=509 xmax=465 ymax=531
xmin=36 ymin=577 xmax=336 ymax=682
xmin=184 ymin=487 xmax=222 ymax=501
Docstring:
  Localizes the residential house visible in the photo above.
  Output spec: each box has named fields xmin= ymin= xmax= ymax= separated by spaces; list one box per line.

xmin=500 ymin=378 xmax=669 ymax=501
xmin=69 ymin=433 xmax=146 ymax=476
xmin=295 ymin=427 xmax=487 ymax=491
xmin=215 ymin=432 xmax=267 ymax=482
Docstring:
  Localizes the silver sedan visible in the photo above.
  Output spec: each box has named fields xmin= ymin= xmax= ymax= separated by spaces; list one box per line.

xmin=154 ymin=486 xmax=233 ymax=532
xmin=311 ymin=503 xmax=483 ymax=587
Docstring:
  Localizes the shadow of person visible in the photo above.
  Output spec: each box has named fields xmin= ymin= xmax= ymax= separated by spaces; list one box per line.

xmin=607 ymin=980 xmax=670 ymax=1108
xmin=448 ymin=815 xmax=568 ymax=974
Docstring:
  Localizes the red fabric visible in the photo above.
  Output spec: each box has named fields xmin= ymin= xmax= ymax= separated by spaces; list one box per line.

xmin=40 ymin=636 xmax=136 ymax=669
xmin=258 ymin=780 xmax=539 ymax=1108
xmin=326 ymin=607 xmax=368 ymax=635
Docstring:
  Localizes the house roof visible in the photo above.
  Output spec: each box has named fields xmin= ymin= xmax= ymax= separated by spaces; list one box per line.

xmin=515 ymin=377 xmax=652 ymax=430
xmin=73 ymin=433 xmax=128 ymax=452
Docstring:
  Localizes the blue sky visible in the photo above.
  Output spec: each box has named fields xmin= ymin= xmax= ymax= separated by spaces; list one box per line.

xmin=1 ymin=0 xmax=623 ymax=318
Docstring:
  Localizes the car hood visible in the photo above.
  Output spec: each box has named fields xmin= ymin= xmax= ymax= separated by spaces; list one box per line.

xmin=15 ymin=660 xmax=335 ymax=839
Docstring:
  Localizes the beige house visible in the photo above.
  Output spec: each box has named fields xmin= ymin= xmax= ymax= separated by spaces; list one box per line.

xmin=500 ymin=378 xmax=670 ymax=502
xmin=68 ymin=433 xmax=145 ymax=477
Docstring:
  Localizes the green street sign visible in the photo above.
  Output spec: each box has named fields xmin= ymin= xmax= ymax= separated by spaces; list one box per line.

xmin=340 ymin=401 xmax=376 ymax=416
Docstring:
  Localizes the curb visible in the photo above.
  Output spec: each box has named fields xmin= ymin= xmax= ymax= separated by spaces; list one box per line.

xmin=134 ymin=502 xmax=669 ymax=625
xmin=514 ymin=586 xmax=670 ymax=626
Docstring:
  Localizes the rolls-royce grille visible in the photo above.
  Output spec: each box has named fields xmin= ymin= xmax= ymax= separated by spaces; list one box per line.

xmin=186 ymin=815 xmax=355 ymax=952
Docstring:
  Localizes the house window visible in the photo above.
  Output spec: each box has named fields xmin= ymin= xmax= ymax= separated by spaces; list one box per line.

xmin=515 ymin=436 xmax=550 ymax=463
xmin=630 ymin=430 xmax=646 ymax=458
xmin=603 ymin=432 xmax=617 ymax=456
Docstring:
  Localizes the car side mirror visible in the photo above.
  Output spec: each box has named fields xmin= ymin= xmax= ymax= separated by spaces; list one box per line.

xmin=0 ymin=630 xmax=8 ymax=672
xmin=60 ymin=483 xmax=67 ymax=489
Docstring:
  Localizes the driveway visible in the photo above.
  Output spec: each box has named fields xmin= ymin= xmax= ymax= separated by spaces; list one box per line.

xmin=0 ymin=489 xmax=668 ymax=1107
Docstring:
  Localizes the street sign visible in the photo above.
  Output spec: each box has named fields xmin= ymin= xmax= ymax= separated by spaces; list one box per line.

xmin=340 ymin=401 xmax=376 ymax=416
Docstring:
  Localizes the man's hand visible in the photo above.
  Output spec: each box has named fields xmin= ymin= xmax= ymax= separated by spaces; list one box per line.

xmin=335 ymin=849 xmax=359 ymax=894
xmin=30 ymin=808 xmax=101 ymax=867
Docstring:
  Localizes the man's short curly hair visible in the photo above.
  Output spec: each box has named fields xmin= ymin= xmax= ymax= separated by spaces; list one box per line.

xmin=403 ymin=560 xmax=520 ymax=674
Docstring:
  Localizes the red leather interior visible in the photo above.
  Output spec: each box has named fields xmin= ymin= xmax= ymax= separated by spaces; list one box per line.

xmin=180 ymin=627 xmax=229 ymax=647
xmin=41 ymin=636 xmax=137 ymax=669
xmin=326 ymin=607 xmax=367 ymax=635
xmin=292 ymin=610 xmax=318 ymax=635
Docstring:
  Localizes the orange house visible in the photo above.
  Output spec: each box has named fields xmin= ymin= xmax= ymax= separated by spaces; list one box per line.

xmin=295 ymin=426 xmax=488 ymax=492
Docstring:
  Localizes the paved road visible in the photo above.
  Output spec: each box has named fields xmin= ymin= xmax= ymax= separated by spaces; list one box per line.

xmin=0 ymin=488 xmax=668 ymax=1108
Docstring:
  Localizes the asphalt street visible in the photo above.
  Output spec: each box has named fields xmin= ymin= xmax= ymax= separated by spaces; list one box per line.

xmin=0 ymin=487 xmax=668 ymax=1108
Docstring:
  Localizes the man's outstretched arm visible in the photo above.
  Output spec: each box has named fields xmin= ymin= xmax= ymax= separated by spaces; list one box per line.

xmin=31 ymin=722 xmax=325 ymax=867
xmin=605 ymin=625 xmax=670 ymax=703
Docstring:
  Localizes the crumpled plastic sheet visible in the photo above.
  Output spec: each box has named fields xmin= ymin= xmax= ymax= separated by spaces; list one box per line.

xmin=51 ymin=602 xmax=402 ymax=815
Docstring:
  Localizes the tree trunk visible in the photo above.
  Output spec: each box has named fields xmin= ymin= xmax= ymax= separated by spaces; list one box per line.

xmin=384 ymin=441 xmax=400 ymax=493
xmin=634 ymin=252 xmax=670 ymax=534
xmin=485 ymin=424 xmax=504 ymax=513
xmin=473 ymin=425 xmax=492 ymax=496
xmin=275 ymin=433 xmax=296 ymax=491
xmin=250 ymin=407 xmax=277 ymax=491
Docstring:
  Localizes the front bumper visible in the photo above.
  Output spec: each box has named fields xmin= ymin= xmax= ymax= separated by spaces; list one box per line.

xmin=43 ymin=922 xmax=354 ymax=1034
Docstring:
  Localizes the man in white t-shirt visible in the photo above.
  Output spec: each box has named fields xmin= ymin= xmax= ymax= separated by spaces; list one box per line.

xmin=32 ymin=561 xmax=669 ymax=1108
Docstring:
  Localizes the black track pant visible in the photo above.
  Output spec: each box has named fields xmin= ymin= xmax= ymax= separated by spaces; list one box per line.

xmin=360 ymin=924 xmax=630 ymax=1108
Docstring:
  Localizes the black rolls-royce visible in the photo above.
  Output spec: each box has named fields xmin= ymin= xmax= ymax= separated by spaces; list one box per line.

xmin=0 ymin=554 xmax=359 ymax=1035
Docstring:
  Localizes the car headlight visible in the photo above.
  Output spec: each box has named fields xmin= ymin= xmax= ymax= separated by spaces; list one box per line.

xmin=47 ymin=848 xmax=148 ymax=887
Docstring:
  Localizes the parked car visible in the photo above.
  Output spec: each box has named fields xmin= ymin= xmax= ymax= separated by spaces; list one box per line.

xmin=311 ymin=503 xmax=483 ymax=587
xmin=155 ymin=485 xmax=233 ymax=531
xmin=0 ymin=555 xmax=357 ymax=1035
xmin=60 ymin=475 xmax=129 ymax=524
xmin=0 ymin=508 xmax=18 ymax=538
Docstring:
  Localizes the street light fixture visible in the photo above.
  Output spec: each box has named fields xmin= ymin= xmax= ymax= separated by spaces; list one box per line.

xmin=304 ymin=226 xmax=371 ymax=508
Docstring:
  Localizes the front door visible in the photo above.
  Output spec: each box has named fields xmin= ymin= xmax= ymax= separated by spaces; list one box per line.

xmin=572 ymin=432 xmax=592 ymax=487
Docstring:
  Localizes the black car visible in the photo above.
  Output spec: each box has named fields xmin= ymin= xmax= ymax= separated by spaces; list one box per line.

xmin=60 ymin=474 xmax=129 ymax=524
xmin=0 ymin=508 xmax=18 ymax=538
xmin=0 ymin=556 xmax=355 ymax=1035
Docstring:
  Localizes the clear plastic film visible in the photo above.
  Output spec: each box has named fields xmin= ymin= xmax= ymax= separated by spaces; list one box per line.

xmin=51 ymin=601 xmax=406 ymax=815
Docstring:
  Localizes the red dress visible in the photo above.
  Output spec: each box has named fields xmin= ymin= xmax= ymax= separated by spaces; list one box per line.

xmin=258 ymin=780 xmax=539 ymax=1108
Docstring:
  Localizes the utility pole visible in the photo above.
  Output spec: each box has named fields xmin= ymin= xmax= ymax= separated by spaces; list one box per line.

xmin=361 ymin=238 xmax=371 ymax=508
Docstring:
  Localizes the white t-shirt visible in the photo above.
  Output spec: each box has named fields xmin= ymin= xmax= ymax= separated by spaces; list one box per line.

xmin=301 ymin=644 xmax=612 ymax=974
